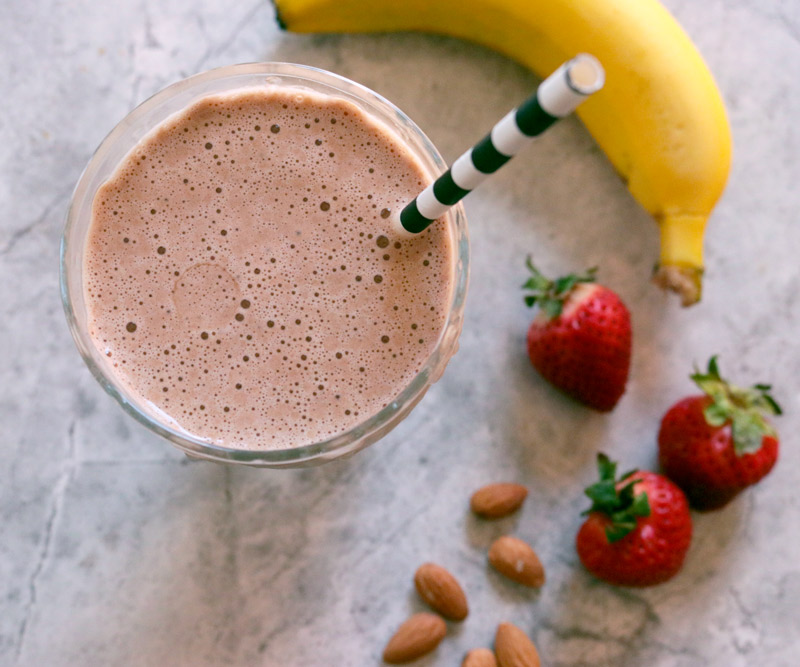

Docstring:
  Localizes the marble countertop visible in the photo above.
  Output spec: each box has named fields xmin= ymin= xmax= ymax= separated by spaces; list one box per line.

xmin=2 ymin=1 xmax=799 ymax=665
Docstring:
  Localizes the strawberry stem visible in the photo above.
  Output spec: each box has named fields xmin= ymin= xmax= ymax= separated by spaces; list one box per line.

xmin=522 ymin=257 xmax=597 ymax=318
xmin=582 ymin=453 xmax=650 ymax=543
xmin=691 ymin=356 xmax=782 ymax=455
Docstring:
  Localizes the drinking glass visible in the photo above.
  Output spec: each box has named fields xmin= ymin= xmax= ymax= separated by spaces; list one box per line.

xmin=61 ymin=63 xmax=469 ymax=467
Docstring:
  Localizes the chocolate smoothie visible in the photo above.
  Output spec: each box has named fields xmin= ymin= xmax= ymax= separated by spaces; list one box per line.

xmin=84 ymin=86 xmax=454 ymax=450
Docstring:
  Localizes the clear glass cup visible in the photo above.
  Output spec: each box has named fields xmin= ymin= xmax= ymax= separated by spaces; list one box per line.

xmin=60 ymin=63 xmax=469 ymax=467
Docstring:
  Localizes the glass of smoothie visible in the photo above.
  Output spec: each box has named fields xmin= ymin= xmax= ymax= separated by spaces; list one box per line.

xmin=61 ymin=63 xmax=469 ymax=467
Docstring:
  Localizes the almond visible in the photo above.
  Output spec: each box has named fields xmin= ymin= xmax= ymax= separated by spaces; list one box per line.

xmin=470 ymin=483 xmax=528 ymax=518
xmin=494 ymin=622 xmax=541 ymax=667
xmin=462 ymin=647 xmax=498 ymax=667
xmin=488 ymin=536 xmax=545 ymax=588
xmin=382 ymin=612 xmax=447 ymax=664
xmin=414 ymin=562 xmax=469 ymax=621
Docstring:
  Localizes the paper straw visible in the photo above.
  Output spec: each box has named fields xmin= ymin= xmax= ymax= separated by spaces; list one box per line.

xmin=396 ymin=54 xmax=605 ymax=235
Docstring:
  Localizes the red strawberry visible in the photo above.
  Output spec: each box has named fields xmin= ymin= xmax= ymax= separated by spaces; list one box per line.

xmin=576 ymin=453 xmax=692 ymax=587
xmin=523 ymin=259 xmax=631 ymax=411
xmin=658 ymin=356 xmax=782 ymax=511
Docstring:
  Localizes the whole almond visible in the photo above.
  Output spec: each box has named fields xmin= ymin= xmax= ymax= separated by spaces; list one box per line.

xmin=488 ymin=536 xmax=545 ymax=588
xmin=414 ymin=562 xmax=469 ymax=620
xmin=494 ymin=622 xmax=541 ymax=667
xmin=462 ymin=647 xmax=498 ymax=667
xmin=470 ymin=483 xmax=528 ymax=518
xmin=382 ymin=612 xmax=447 ymax=664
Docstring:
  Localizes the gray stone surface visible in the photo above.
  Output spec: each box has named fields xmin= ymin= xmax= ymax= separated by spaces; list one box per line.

xmin=2 ymin=0 xmax=799 ymax=665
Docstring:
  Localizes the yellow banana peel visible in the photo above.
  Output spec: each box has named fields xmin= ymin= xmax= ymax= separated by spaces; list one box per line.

xmin=275 ymin=0 xmax=732 ymax=306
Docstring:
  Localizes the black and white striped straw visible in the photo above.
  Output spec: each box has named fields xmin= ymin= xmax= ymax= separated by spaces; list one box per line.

xmin=396 ymin=54 xmax=605 ymax=235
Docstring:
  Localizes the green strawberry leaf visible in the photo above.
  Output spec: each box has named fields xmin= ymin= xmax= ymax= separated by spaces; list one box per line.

xmin=630 ymin=491 xmax=651 ymax=517
xmin=691 ymin=355 xmax=726 ymax=395
xmin=605 ymin=519 xmax=637 ymax=544
xmin=731 ymin=412 xmax=768 ymax=455
xmin=583 ymin=480 xmax=618 ymax=512
xmin=522 ymin=274 xmax=550 ymax=292
xmin=554 ymin=274 xmax=578 ymax=295
xmin=542 ymin=298 xmax=563 ymax=319
xmin=761 ymin=393 xmax=783 ymax=416
xmin=692 ymin=356 xmax=782 ymax=456
xmin=582 ymin=453 xmax=648 ymax=542
xmin=522 ymin=258 xmax=597 ymax=317
xmin=693 ymin=376 xmax=727 ymax=399
xmin=617 ymin=478 xmax=638 ymax=506
xmin=703 ymin=401 xmax=730 ymax=427
xmin=753 ymin=384 xmax=783 ymax=416
xmin=597 ymin=453 xmax=616 ymax=481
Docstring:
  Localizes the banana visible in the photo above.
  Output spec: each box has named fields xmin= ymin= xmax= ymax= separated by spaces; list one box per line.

xmin=274 ymin=0 xmax=732 ymax=306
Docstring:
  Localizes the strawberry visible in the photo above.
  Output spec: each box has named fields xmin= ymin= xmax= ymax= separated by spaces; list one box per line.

xmin=658 ymin=356 xmax=782 ymax=511
xmin=576 ymin=453 xmax=692 ymax=587
xmin=523 ymin=259 xmax=631 ymax=411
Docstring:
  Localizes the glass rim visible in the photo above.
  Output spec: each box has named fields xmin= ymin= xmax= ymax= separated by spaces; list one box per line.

xmin=60 ymin=62 xmax=469 ymax=467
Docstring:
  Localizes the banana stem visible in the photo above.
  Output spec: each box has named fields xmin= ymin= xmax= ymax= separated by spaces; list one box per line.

xmin=653 ymin=214 xmax=707 ymax=306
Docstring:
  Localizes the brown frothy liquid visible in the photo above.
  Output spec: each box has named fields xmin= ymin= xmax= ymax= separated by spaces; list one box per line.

xmin=85 ymin=87 xmax=454 ymax=450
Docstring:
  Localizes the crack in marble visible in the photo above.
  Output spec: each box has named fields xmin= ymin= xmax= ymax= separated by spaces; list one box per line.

xmin=219 ymin=466 xmax=242 ymax=662
xmin=301 ymin=463 xmax=359 ymax=515
xmin=609 ymin=588 xmax=662 ymax=636
xmin=610 ymin=588 xmax=660 ymax=615
xmin=458 ymin=544 xmax=491 ymax=568
xmin=730 ymin=587 xmax=757 ymax=627
xmin=143 ymin=14 xmax=162 ymax=50
xmin=250 ymin=473 xmax=352 ymax=590
xmin=729 ymin=587 xmax=761 ymax=655
xmin=254 ymin=614 xmax=295 ymax=658
xmin=597 ymin=590 xmax=703 ymax=661
xmin=641 ymin=639 xmax=703 ymax=660
xmin=223 ymin=466 xmax=241 ymax=596
xmin=1 ymin=191 xmax=68 ymax=257
xmin=540 ymin=588 xmax=703 ymax=665
xmin=13 ymin=419 xmax=78 ymax=666
xmin=192 ymin=1 xmax=265 ymax=72
xmin=346 ymin=501 xmax=433 ymax=575
xmin=544 ymin=586 xmax=664 ymax=656
xmin=749 ymin=3 xmax=800 ymax=47
xmin=247 ymin=462 xmax=410 ymax=594
xmin=540 ymin=619 xmax=614 ymax=644
xmin=777 ymin=10 xmax=800 ymax=45
xmin=80 ymin=458 xmax=182 ymax=465
xmin=260 ymin=540 xmax=309 ymax=590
